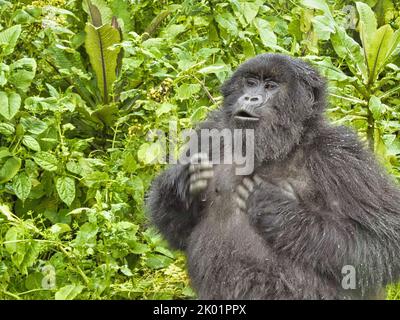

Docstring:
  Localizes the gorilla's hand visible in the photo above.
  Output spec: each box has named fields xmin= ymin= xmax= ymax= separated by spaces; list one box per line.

xmin=188 ymin=153 xmax=214 ymax=196
xmin=244 ymin=179 xmax=300 ymax=244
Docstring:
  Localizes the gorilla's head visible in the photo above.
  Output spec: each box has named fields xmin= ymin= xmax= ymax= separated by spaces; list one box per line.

xmin=220 ymin=54 xmax=326 ymax=162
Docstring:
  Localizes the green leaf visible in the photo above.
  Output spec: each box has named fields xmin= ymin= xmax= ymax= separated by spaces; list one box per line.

xmin=33 ymin=152 xmax=58 ymax=171
xmin=242 ymin=2 xmax=261 ymax=25
xmin=20 ymin=116 xmax=48 ymax=135
xmin=0 ymin=123 xmax=15 ymax=136
xmin=302 ymin=0 xmax=333 ymax=19
xmin=369 ymin=95 xmax=384 ymax=120
xmin=311 ymin=15 xmax=334 ymax=40
xmin=137 ymin=142 xmax=164 ymax=164
xmin=215 ymin=13 xmax=238 ymax=36
xmin=331 ymin=26 xmax=368 ymax=82
xmin=0 ymin=156 xmax=21 ymax=184
xmin=50 ymin=223 xmax=71 ymax=234
xmin=0 ymin=25 xmax=21 ymax=56
xmin=365 ymin=25 xmax=394 ymax=83
xmin=22 ymin=135 xmax=41 ymax=151
xmin=198 ymin=64 xmax=227 ymax=75
xmin=55 ymin=284 xmax=84 ymax=300
xmin=84 ymin=23 xmax=121 ymax=103
xmin=0 ymin=91 xmax=21 ymax=120
xmin=12 ymin=172 xmax=31 ymax=202
xmin=175 ymin=83 xmax=201 ymax=100
xmin=9 ymin=58 xmax=37 ymax=91
xmin=156 ymin=102 xmax=176 ymax=117
xmin=56 ymin=176 xmax=75 ymax=206
xmin=254 ymin=18 xmax=277 ymax=48
xmin=145 ymin=253 xmax=173 ymax=269
xmin=356 ymin=2 xmax=377 ymax=43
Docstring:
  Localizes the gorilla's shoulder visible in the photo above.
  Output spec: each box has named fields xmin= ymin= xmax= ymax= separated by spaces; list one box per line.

xmin=308 ymin=123 xmax=368 ymax=160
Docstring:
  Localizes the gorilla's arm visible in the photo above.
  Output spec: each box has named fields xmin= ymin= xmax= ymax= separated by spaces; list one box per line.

xmin=147 ymin=163 xmax=201 ymax=250
xmin=147 ymin=111 xmax=223 ymax=250
xmin=248 ymin=126 xmax=400 ymax=290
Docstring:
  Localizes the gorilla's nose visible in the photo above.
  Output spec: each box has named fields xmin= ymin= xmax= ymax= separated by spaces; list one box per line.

xmin=244 ymin=95 xmax=262 ymax=103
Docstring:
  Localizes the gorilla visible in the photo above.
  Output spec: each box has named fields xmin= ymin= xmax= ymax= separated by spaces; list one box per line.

xmin=147 ymin=54 xmax=400 ymax=299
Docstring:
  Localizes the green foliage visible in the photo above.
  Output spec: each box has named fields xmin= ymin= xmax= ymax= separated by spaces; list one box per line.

xmin=0 ymin=0 xmax=399 ymax=300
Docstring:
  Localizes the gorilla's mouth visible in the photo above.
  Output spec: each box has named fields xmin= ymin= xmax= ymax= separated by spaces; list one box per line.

xmin=234 ymin=110 xmax=260 ymax=121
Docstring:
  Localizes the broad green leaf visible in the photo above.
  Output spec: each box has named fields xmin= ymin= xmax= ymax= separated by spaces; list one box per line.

xmin=365 ymin=25 xmax=394 ymax=83
xmin=311 ymin=15 xmax=334 ymax=40
xmin=55 ymin=284 xmax=84 ymax=300
xmin=56 ymin=176 xmax=75 ymax=206
xmin=331 ymin=26 xmax=368 ymax=82
xmin=242 ymin=2 xmax=261 ymax=25
xmin=137 ymin=142 xmax=164 ymax=164
xmin=175 ymin=83 xmax=201 ymax=100
xmin=0 ymin=156 xmax=21 ymax=183
xmin=12 ymin=172 xmax=31 ymax=202
xmin=50 ymin=223 xmax=71 ymax=234
xmin=145 ymin=253 xmax=173 ymax=269
xmin=369 ymin=95 xmax=384 ymax=120
xmin=356 ymin=2 xmax=377 ymax=44
xmin=0 ymin=123 xmax=15 ymax=136
xmin=198 ymin=64 xmax=227 ymax=75
xmin=0 ymin=91 xmax=21 ymax=120
xmin=156 ymin=102 xmax=176 ymax=117
xmin=84 ymin=23 xmax=121 ymax=103
xmin=0 ymin=25 xmax=21 ymax=56
xmin=215 ymin=13 xmax=238 ymax=36
xmin=83 ymin=0 xmax=113 ymax=25
xmin=20 ymin=116 xmax=48 ymax=135
xmin=254 ymin=18 xmax=277 ymax=48
xmin=33 ymin=152 xmax=58 ymax=171
xmin=22 ymin=135 xmax=41 ymax=151
xmin=9 ymin=58 xmax=37 ymax=91
xmin=302 ymin=0 xmax=333 ymax=19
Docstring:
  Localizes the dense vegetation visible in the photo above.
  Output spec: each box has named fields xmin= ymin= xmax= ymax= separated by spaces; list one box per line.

xmin=0 ymin=0 xmax=399 ymax=299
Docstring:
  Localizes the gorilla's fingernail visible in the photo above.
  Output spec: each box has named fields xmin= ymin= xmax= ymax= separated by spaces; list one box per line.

xmin=242 ymin=177 xmax=254 ymax=191
xmin=253 ymin=174 xmax=263 ymax=185
xmin=235 ymin=196 xmax=246 ymax=209
xmin=236 ymin=185 xmax=249 ymax=198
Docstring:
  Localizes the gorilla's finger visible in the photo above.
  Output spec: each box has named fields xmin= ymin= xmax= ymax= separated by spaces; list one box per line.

xmin=189 ymin=163 xmax=213 ymax=174
xmin=190 ymin=170 xmax=213 ymax=183
xmin=242 ymin=177 xmax=254 ymax=192
xmin=236 ymin=185 xmax=250 ymax=199
xmin=189 ymin=180 xmax=208 ymax=194
xmin=235 ymin=195 xmax=247 ymax=210
xmin=253 ymin=174 xmax=263 ymax=185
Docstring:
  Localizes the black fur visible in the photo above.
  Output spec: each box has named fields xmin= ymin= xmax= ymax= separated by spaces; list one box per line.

xmin=147 ymin=54 xmax=400 ymax=299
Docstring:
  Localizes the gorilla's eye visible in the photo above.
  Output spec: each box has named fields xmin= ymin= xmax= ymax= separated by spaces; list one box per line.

xmin=264 ymin=81 xmax=278 ymax=90
xmin=246 ymin=78 xmax=258 ymax=87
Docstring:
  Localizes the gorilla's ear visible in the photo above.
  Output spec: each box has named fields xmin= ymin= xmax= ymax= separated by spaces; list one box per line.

xmin=292 ymin=60 xmax=326 ymax=111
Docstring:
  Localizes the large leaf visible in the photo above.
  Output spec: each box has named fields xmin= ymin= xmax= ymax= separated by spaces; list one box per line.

xmin=84 ymin=23 xmax=121 ymax=104
xmin=0 ymin=25 xmax=21 ymax=56
xmin=0 ymin=156 xmax=21 ymax=184
xmin=356 ymin=2 xmax=377 ymax=44
xmin=56 ymin=176 xmax=75 ymax=207
xmin=356 ymin=2 xmax=400 ymax=83
xmin=331 ymin=26 xmax=368 ymax=83
xmin=33 ymin=152 xmax=58 ymax=171
xmin=0 ymin=91 xmax=21 ymax=120
xmin=12 ymin=172 xmax=31 ymax=203
xmin=55 ymin=285 xmax=84 ymax=300
xmin=9 ymin=58 xmax=37 ymax=91
xmin=365 ymin=25 xmax=394 ymax=83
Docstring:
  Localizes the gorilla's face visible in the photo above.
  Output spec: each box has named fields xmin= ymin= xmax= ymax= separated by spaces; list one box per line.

xmin=220 ymin=54 xmax=326 ymax=161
